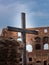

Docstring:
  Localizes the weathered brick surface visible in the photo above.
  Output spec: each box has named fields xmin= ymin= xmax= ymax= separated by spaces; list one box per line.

xmin=26 ymin=27 xmax=49 ymax=65
xmin=1 ymin=28 xmax=18 ymax=38
xmin=1 ymin=27 xmax=49 ymax=65
xmin=0 ymin=38 xmax=24 ymax=65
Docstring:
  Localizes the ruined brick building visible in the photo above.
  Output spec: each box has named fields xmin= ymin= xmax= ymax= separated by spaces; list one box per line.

xmin=1 ymin=26 xmax=49 ymax=65
xmin=17 ymin=26 xmax=49 ymax=65
xmin=26 ymin=27 xmax=49 ymax=65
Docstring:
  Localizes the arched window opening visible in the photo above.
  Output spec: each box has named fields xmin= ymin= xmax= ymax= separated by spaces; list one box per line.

xmin=35 ymin=44 xmax=41 ymax=50
xmin=36 ymin=61 xmax=41 ymax=63
xmin=29 ymin=57 xmax=32 ymax=61
xmin=44 ymin=29 xmax=48 ymax=33
xmin=44 ymin=61 xmax=47 ymax=65
xmin=17 ymin=38 xmax=22 ymax=41
xmin=19 ymin=58 xmax=22 ymax=62
xmin=35 ymin=37 xmax=41 ymax=42
xmin=43 ymin=37 xmax=48 ymax=43
xmin=44 ymin=43 xmax=48 ymax=50
xmin=36 ymin=61 xmax=41 ymax=65
xmin=18 ymin=32 xmax=21 ymax=37
xmin=26 ymin=44 xmax=33 ymax=52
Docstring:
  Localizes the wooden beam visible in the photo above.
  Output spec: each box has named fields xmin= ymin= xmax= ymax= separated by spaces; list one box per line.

xmin=7 ymin=26 xmax=38 ymax=35
xmin=21 ymin=13 xmax=26 ymax=65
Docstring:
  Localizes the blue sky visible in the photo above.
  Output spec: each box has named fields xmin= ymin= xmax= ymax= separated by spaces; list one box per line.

xmin=0 ymin=0 xmax=49 ymax=32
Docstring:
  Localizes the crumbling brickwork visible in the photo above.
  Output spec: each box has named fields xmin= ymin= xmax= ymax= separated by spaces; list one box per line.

xmin=0 ymin=37 xmax=24 ymax=65
xmin=1 ymin=27 xmax=49 ymax=65
xmin=26 ymin=27 xmax=49 ymax=65
xmin=1 ymin=28 xmax=18 ymax=38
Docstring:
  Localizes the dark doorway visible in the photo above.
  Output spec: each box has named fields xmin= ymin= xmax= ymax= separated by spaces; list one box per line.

xmin=44 ymin=61 xmax=47 ymax=65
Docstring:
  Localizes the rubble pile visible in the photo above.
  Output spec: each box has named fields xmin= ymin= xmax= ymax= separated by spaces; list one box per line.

xmin=0 ymin=38 xmax=24 ymax=65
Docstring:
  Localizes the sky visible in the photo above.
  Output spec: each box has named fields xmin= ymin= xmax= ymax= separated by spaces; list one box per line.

xmin=0 ymin=0 xmax=49 ymax=32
